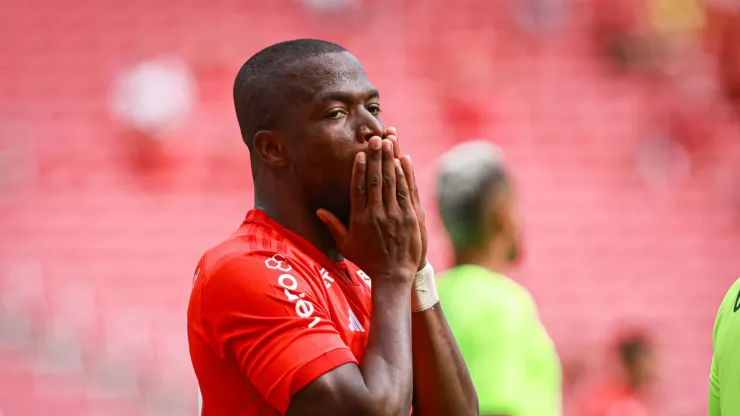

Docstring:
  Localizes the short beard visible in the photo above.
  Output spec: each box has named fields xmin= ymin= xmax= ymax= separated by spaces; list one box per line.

xmin=309 ymin=194 xmax=351 ymax=229
xmin=334 ymin=203 xmax=351 ymax=229
xmin=507 ymin=243 xmax=519 ymax=262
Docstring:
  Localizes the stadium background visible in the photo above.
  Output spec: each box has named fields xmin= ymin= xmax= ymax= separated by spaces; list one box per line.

xmin=1 ymin=0 xmax=739 ymax=414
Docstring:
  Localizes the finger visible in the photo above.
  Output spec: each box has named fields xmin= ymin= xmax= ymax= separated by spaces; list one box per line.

xmin=367 ymin=136 xmax=384 ymax=209
xmin=316 ymin=209 xmax=349 ymax=247
xmin=386 ymin=134 xmax=401 ymax=159
xmin=385 ymin=127 xmax=400 ymax=157
xmin=381 ymin=139 xmax=398 ymax=211
xmin=394 ymin=158 xmax=414 ymax=212
xmin=350 ymin=151 xmax=367 ymax=210
xmin=400 ymin=155 xmax=422 ymax=210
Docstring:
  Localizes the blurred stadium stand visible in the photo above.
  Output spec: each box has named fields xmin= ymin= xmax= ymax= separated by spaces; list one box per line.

xmin=1 ymin=0 xmax=740 ymax=414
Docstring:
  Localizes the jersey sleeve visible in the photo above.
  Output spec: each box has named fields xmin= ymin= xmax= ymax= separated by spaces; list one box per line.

xmin=709 ymin=291 xmax=723 ymax=416
xmin=193 ymin=250 xmax=357 ymax=414
xmin=709 ymin=353 xmax=721 ymax=416
xmin=708 ymin=280 xmax=737 ymax=416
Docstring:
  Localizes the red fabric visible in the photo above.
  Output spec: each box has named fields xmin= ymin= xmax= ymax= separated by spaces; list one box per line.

xmin=188 ymin=209 xmax=373 ymax=415
xmin=577 ymin=383 xmax=653 ymax=416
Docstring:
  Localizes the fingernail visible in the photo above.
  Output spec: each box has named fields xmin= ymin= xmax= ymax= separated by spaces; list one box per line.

xmin=357 ymin=152 xmax=366 ymax=163
xmin=405 ymin=154 xmax=412 ymax=162
xmin=370 ymin=137 xmax=381 ymax=149
xmin=395 ymin=159 xmax=401 ymax=169
xmin=382 ymin=140 xmax=391 ymax=151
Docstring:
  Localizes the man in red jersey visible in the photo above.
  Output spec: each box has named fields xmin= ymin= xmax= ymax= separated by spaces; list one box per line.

xmin=187 ymin=39 xmax=478 ymax=416
xmin=576 ymin=332 xmax=657 ymax=416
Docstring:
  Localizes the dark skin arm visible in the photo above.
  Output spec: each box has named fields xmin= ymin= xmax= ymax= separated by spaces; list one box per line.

xmin=388 ymin=130 xmax=478 ymax=416
xmin=411 ymin=305 xmax=480 ymax=416
xmin=288 ymin=137 xmax=421 ymax=416
xmin=287 ymin=281 xmax=412 ymax=416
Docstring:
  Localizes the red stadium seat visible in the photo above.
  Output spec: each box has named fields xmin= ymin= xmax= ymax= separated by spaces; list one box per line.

xmin=1 ymin=0 xmax=738 ymax=413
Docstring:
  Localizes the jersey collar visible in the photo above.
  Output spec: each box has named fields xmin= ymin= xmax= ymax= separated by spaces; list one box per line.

xmin=243 ymin=209 xmax=357 ymax=286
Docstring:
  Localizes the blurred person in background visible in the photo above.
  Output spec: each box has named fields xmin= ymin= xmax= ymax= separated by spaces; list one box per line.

xmin=187 ymin=39 xmax=477 ymax=416
xmin=704 ymin=2 xmax=740 ymax=113
xmin=709 ymin=277 xmax=740 ymax=415
xmin=591 ymin=0 xmax=653 ymax=74
xmin=435 ymin=141 xmax=562 ymax=416
xmin=577 ymin=331 xmax=657 ymax=416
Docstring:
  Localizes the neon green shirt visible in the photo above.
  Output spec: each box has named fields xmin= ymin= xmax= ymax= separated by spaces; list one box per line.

xmin=709 ymin=277 xmax=740 ymax=416
xmin=437 ymin=265 xmax=562 ymax=416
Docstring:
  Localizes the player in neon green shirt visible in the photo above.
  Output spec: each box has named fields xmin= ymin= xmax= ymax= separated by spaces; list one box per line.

xmin=709 ymin=277 xmax=740 ymax=415
xmin=435 ymin=141 xmax=562 ymax=416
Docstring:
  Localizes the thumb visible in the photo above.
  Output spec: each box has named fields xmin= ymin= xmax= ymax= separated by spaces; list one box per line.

xmin=316 ymin=209 xmax=348 ymax=247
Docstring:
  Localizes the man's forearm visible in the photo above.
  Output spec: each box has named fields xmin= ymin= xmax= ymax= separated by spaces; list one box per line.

xmin=411 ymin=303 xmax=478 ymax=416
xmin=359 ymin=279 xmax=414 ymax=415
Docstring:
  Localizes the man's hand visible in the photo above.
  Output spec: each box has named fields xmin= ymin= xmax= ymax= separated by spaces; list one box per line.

xmin=385 ymin=127 xmax=428 ymax=271
xmin=317 ymin=135 xmax=423 ymax=283
xmin=382 ymin=132 xmax=478 ymax=416
xmin=288 ymin=136 xmax=417 ymax=416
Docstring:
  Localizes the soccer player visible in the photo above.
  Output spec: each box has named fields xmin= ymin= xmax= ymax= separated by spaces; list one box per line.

xmin=435 ymin=141 xmax=562 ymax=416
xmin=576 ymin=331 xmax=656 ymax=416
xmin=187 ymin=39 xmax=478 ymax=416
xmin=709 ymin=277 xmax=740 ymax=415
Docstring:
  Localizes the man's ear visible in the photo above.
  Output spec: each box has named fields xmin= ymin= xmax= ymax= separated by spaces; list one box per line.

xmin=252 ymin=130 xmax=288 ymax=168
xmin=493 ymin=186 xmax=517 ymax=237
xmin=483 ymin=187 xmax=508 ymax=236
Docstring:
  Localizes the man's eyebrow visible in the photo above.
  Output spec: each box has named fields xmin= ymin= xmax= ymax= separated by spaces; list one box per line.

xmin=319 ymin=89 xmax=380 ymax=102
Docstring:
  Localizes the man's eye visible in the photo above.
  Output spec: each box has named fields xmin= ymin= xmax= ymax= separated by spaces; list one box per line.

xmin=368 ymin=105 xmax=381 ymax=115
xmin=326 ymin=110 xmax=346 ymax=119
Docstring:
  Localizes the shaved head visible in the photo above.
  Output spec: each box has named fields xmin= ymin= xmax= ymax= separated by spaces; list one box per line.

xmin=233 ymin=39 xmax=348 ymax=148
xmin=233 ymin=39 xmax=384 ymax=232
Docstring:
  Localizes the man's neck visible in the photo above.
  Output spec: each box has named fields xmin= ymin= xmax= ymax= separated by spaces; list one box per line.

xmin=254 ymin=192 xmax=343 ymax=263
xmin=453 ymin=242 xmax=509 ymax=275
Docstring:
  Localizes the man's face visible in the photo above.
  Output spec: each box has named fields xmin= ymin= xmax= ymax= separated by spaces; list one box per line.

xmin=629 ymin=347 xmax=658 ymax=390
xmin=498 ymin=184 xmax=522 ymax=263
xmin=280 ymin=52 xmax=384 ymax=226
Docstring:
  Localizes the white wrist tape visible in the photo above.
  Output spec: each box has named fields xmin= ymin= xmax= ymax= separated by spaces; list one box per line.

xmin=412 ymin=261 xmax=439 ymax=312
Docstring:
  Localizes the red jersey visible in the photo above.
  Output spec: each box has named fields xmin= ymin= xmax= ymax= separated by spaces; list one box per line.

xmin=577 ymin=383 xmax=654 ymax=416
xmin=188 ymin=209 xmax=373 ymax=415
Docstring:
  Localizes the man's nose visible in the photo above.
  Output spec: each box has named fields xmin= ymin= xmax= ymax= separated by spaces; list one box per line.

xmin=356 ymin=109 xmax=384 ymax=143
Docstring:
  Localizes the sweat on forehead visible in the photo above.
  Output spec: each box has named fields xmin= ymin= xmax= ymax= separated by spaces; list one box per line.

xmin=234 ymin=39 xmax=364 ymax=146
xmin=279 ymin=52 xmax=368 ymax=99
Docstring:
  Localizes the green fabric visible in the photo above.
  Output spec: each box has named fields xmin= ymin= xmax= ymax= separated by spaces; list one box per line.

xmin=437 ymin=265 xmax=562 ymax=416
xmin=709 ymin=278 xmax=740 ymax=416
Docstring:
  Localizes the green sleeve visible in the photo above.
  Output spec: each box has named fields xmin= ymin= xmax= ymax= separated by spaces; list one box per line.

xmin=709 ymin=281 xmax=735 ymax=416
xmin=465 ymin=304 xmax=528 ymax=416
xmin=709 ymin=353 xmax=721 ymax=416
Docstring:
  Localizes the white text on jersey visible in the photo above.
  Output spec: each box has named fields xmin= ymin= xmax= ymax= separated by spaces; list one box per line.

xmin=264 ymin=254 xmax=321 ymax=328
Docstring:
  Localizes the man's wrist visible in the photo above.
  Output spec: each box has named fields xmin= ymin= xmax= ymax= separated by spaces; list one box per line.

xmin=371 ymin=270 xmax=415 ymax=290
xmin=412 ymin=260 xmax=439 ymax=312
xmin=418 ymin=257 xmax=428 ymax=272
